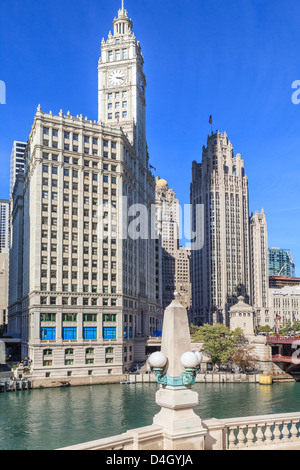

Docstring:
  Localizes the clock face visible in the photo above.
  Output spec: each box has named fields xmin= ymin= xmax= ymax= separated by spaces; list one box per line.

xmin=109 ymin=70 xmax=126 ymax=86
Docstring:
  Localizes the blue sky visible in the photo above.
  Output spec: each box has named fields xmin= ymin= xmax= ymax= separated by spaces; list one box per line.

xmin=0 ymin=0 xmax=300 ymax=273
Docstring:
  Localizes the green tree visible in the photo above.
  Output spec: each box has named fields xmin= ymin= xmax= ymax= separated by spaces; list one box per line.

xmin=190 ymin=323 xmax=244 ymax=368
xmin=257 ymin=325 xmax=273 ymax=334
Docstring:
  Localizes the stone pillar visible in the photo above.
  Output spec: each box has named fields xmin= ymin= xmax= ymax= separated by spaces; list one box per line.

xmin=151 ymin=293 xmax=207 ymax=450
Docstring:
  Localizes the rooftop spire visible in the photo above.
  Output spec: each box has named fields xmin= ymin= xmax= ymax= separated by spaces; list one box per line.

xmin=113 ymin=0 xmax=132 ymax=35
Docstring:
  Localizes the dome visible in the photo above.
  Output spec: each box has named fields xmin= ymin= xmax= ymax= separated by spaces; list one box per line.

xmin=156 ymin=178 xmax=168 ymax=187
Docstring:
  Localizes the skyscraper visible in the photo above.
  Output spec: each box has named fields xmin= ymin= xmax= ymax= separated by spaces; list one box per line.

xmin=191 ymin=131 xmax=251 ymax=326
xmin=250 ymin=209 xmax=271 ymax=327
xmin=8 ymin=2 xmax=163 ymax=380
xmin=0 ymin=200 xmax=9 ymax=254
xmin=155 ymin=177 xmax=191 ymax=311
xmin=268 ymin=248 xmax=295 ymax=277
xmin=10 ymin=141 xmax=26 ymax=198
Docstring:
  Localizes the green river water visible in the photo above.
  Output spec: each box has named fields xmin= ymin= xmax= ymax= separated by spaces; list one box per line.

xmin=1 ymin=382 xmax=300 ymax=450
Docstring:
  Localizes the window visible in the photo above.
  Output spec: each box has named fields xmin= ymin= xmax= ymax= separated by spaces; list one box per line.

xmin=122 ymin=49 xmax=128 ymax=60
xmin=43 ymin=360 xmax=53 ymax=367
xmin=63 ymin=313 xmax=77 ymax=322
xmin=62 ymin=327 xmax=77 ymax=340
xmin=41 ymin=327 xmax=56 ymax=341
xmin=108 ymin=51 xmax=113 ymax=62
xmin=83 ymin=314 xmax=97 ymax=322
xmin=43 ymin=349 xmax=53 ymax=356
xmin=83 ymin=327 xmax=97 ymax=340
xmin=115 ymin=50 xmax=120 ymax=60
xmin=103 ymin=314 xmax=117 ymax=322
xmin=41 ymin=313 xmax=56 ymax=322
xmin=103 ymin=327 xmax=116 ymax=339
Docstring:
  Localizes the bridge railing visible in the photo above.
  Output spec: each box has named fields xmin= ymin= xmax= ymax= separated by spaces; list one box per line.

xmin=217 ymin=412 xmax=300 ymax=450
xmin=267 ymin=334 xmax=300 ymax=344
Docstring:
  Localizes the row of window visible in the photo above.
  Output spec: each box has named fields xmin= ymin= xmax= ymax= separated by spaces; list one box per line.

xmin=43 ymin=129 xmax=117 ymax=149
xmin=43 ymin=153 xmax=117 ymax=166
xmin=41 ymin=313 xmax=117 ymax=322
xmin=41 ymin=327 xmax=116 ymax=341
xmin=108 ymin=49 xmax=128 ymax=62
xmin=108 ymin=91 xmax=127 ymax=100
xmin=108 ymin=101 xmax=127 ymax=109
xmin=108 ymin=112 xmax=127 ymax=120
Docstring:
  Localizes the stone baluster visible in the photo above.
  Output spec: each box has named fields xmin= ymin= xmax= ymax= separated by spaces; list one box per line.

xmin=290 ymin=420 xmax=299 ymax=441
xmin=281 ymin=422 xmax=290 ymax=443
xmin=255 ymin=423 xmax=265 ymax=446
xmin=264 ymin=423 xmax=273 ymax=445
xmin=228 ymin=427 xmax=236 ymax=450
xmin=246 ymin=425 xmax=256 ymax=447
xmin=237 ymin=426 xmax=245 ymax=448
xmin=273 ymin=422 xmax=282 ymax=444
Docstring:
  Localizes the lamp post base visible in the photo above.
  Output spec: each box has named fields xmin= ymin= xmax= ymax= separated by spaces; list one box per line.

xmin=153 ymin=386 xmax=206 ymax=450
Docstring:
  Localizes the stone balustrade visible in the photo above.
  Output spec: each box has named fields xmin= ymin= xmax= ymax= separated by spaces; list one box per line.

xmin=59 ymin=412 xmax=300 ymax=451
xmin=203 ymin=412 xmax=300 ymax=450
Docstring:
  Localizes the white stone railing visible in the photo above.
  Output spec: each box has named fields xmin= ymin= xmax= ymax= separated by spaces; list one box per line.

xmin=59 ymin=413 xmax=300 ymax=451
xmin=204 ymin=412 xmax=300 ymax=450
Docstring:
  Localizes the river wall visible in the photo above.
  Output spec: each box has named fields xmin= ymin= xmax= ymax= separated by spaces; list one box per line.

xmin=30 ymin=372 xmax=261 ymax=389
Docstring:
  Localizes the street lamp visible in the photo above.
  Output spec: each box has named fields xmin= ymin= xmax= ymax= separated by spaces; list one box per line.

xmin=149 ymin=350 xmax=202 ymax=387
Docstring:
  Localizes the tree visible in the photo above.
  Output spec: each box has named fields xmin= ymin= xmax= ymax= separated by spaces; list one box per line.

xmin=190 ymin=323 xmax=245 ymax=368
xmin=257 ymin=325 xmax=273 ymax=334
xmin=231 ymin=345 xmax=258 ymax=373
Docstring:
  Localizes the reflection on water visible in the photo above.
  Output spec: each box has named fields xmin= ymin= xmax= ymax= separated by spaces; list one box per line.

xmin=1 ymin=382 xmax=300 ymax=450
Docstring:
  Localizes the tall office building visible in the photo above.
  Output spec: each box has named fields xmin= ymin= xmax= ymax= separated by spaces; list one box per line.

xmin=191 ymin=131 xmax=251 ymax=326
xmin=10 ymin=141 xmax=26 ymax=197
xmin=250 ymin=209 xmax=271 ymax=327
xmin=8 ymin=2 xmax=163 ymax=380
xmin=155 ymin=177 xmax=191 ymax=311
xmin=268 ymin=248 xmax=295 ymax=277
xmin=0 ymin=253 xmax=9 ymax=330
xmin=156 ymin=178 xmax=179 ymax=308
xmin=175 ymin=246 xmax=192 ymax=317
xmin=0 ymin=200 xmax=9 ymax=254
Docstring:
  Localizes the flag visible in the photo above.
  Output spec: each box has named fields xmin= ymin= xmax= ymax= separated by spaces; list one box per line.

xmin=150 ymin=165 xmax=156 ymax=171
xmin=209 ymin=115 xmax=213 ymax=124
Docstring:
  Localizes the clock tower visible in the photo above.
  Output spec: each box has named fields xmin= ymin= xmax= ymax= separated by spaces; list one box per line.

xmin=98 ymin=1 xmax=147 ymax=164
